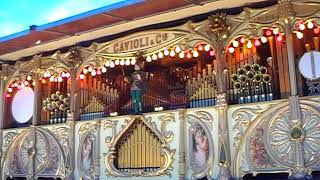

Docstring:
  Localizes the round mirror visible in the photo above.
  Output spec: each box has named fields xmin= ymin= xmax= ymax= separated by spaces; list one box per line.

xmin=12 ymin=87 xmax=34 ymax=124
xmin=299 ymin=51 xmax=320 ymax=80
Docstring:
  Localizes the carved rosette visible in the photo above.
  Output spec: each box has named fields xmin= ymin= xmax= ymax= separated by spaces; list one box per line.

xmin=104 ymin=114 xmax=176 ymax=177
xmin=265 ymin=107 xmax=320 ymax=168
xmin=186 ymin=111 xmax=214 ymax=179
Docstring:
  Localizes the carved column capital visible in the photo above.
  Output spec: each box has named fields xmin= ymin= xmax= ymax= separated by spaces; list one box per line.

xmin=215 ymin=93 xmax=228 ymax=110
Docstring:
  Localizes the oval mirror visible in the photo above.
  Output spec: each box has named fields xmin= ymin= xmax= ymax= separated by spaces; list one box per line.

xmin=12 ymin=87 xmax=34 ymax=123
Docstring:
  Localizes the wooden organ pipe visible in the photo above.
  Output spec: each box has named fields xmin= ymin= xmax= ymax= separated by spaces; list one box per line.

xmin=116 ymin=120 xmax=164 ymax=172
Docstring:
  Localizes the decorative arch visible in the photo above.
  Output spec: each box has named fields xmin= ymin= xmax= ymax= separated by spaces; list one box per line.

xmin=233 ymin=98 xmax=320 ymax=178
xmin=104 ymin=114 xmax=175 ymax=177
xmin=1 ymin=127 xmax=69 ymax=179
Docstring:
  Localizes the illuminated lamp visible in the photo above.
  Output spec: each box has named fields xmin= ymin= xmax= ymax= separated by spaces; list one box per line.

xmin=170 ymin=50 xmax=175 ymax=57
xmin=101 ymin=66 xmax=107 ymax=73
xmin=65 ymin=72 xmax=70 ymax=78
xmin=49 ymin=76 xmax=55 ymax=82
xmin=198 ymin=45 xmax=203 ymax=51
xmin=32 ymin=81 xmax=35 ymax=86
xmin=54 ymin=77 xmax=58 ymax=82
xmin=209 ymin=50 xmax=215 ymax=56
xmin=120 ymin=59 xmax=125 ymax=66
xmin=96 ymin=69 xmax=102 ymax=75
xmin=228 ymin=47 xmax=235 ymax=53
xmin=240 ymin=37 xmax=246 ymax=44
xmin=115 ymin=59 xmax=120 ymax=65
xmin=152 ymin=54 xmax=157 ymax=61
xmin=204 ymin=44 xmax=211 ymax=51
xmin=232 ymin=41 xmax=239 ymax=47
xmin=314 ymin=28 xmax=320 ymax=34
xmin=146 ymin=56 xmax=152 ymax=62
xmin=265 ymin=29 xmax=272 ymax=36
xmin=61 ymin=72 xmax=66 ymax=78
xmin=125 ymin=59 xmax=131 ymax=66
xmin=175 ymin=46 xmax=181 ymax=53
xmin=6 ymin=93 xmax=11 ymax=98
xmin=80 ymin=74 xmax=85 ymax=79
xmin=273 ymin=28 xmax=279 ymax=35
xmin=24 ymin=81 xmax=29 ymax=86
xmin=110 ymin=61 xmax=115 ymax=68
xmin=131 ymin=58 xmax=136 ymax=65
xmin=17 ymin=85 xmax=22 ymax=90
xmin=179 ymin=52 xmax=185 ymax=59
xmin=14 ymin=82 xmax=19 ymax=87
xmin=26 ymin=75 xmax=32 ymax=81
xmin=247 ymin=41 xmax=253 ymax=48
xmin=307 ymin=21 xmax=314 ymax=29
xmin=299 ymin=23 xmax=306 ymax=31
xmin=58 ymin=77 xmax=63 ymax=82
xmin=83 ymin=68 xmax=88 ymax=74
xmin=8 ymin=87 xmax=13 ymax=93
xmin=261 ymin=36 xmax=268 ymax=43
xmin=186 ymin=52 xmax=192 ymax=59
xmin=158 ymin=51 xmax=164 ymax=59
xmin=91 ymin=70 xmax=97 ymax=76
xmin=193 ymin=50 xmax=199 ymax=57
xmin=277 ymin=34 xmax=283 ymax=42
xmin=21 ymin=83 xmax=25 ymax=88
xmin=88 ymin=66 xmax=93 ymax=72
xmin=254 ymin=39 xmax=261 ymax=46
xmin=10 ymin=84 xmax=15 ymax=88
xmin=105 ymin=60 xmax=110 ymax=67
xmin=41 ymin=79 xmax=46 ymax=84
xmin=296 ymin=32 xmax=304 ymax=39
xmin=164 ymin=49 xmax=169 ymax=56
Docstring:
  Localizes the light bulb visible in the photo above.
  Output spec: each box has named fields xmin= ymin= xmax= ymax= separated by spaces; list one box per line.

xmin=277 ymin=34 xmax=283 ymax=42
xmin=307 ymin=21 xmax=314 ymax=29
xmin=265 ymin=29 xmax=272 ymax=36
xmin=49 ymin=76 xmax=54 ymax=82
xmin=115 ymin=59 xmax=120 ymax=65
xmin=261 ymin=36 xmax=267 ymax=43
xmin=61 ymin=72 xmax=66 ymax=77
xmin=125 ymin=59 xmax=130 ymax=66
xmin=26 ymin=75 xmax=32 ymax=81
xmin=170 ymin=50 xmax=175 ymax=57
xmin=88 ymin=66 xmax=93 ymax=72
xmin=91 ymin=70 xmax=96 ymax=76
xmin=209 ymin=50 xmax=215 ymax=56
xmin=101 ymin=66 xmax=107 ymax=73
xmin=105 ymin=60 xmax=110 ymax=67
xmin=58 ymin=77 xmax=63 ymax=82
xmin=232 ymin=41 xmax=239 ymax=47
xmin=120 ymin=59 xmax=125 ymax=66
xmin=240 ymin=37 xmax=246 ymax=44
xmin=175 ymin=46 xmax=181 ymax=53
xmin=187 ymin=52 xmax=192 ymax=59
xmin=97 ymin=69 xmax=102 ymax=75
xmin=164 ymin=49 xmax=169 ymax=56
xmin=65 ymin=72 xmax=70 ymax=78
xmin=296 ymin=32 xmax=303 ymax=39
xmin=273 ymin=28 xmax=279 ymax=35
xmin=83 ymin=68 xmax=88 ymax=74
xmin=179 ymin=52 xmax=184 ymax=59
xmin=110 ymin=61 xmax=115 ymax=68
xmin=314 ymin=28 xmax=320 ymax=34
xmin=247 ymin=41 xmax=253 ymax=48
xmin=228 ymin=47 xmax=235 ymax=53
xmin=158 ymin=51 xmax=163 ymax=59
xmin=254 ymin=39 xmax=261 ymax=46
xmin=204 ymin=44 xmax=211 ymax=51
xmin=80 ymin=74 xmax=85 ymax=79
xmin=8 ymin=88 xmax=12 ymax=93
xmin=193 ymin=50 xmax=199 ymax=57
xmin=146 ymin=56 xmax=152 ymax=62
xmin=198 ymin=45 xmax=203 ymax=51
xmin=299 ymin=23 xmax=305 ymax=31
xmin=131 ymin=58 xmax=136 ymax=65
xmin=24 ymin=81 xmax=29 ymax=86
xmin=152 ymin=54 xmax=157 ymax=60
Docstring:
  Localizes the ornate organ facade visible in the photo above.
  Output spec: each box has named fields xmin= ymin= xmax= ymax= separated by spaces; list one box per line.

xmin=1 ymin=0 xmax=320 ymax=179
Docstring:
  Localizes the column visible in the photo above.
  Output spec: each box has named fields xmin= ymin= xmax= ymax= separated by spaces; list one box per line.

xmin=0 ymin=70 xmax=7 ymax=178
xmin=94 ymin=120 xmax=101 ymax=180
xmin=215 ymin=47 xmax=232 ymax=179
xmin=285 ymin=23 xmax=305 ymax=177
xmin=178 ymin=109 xmax=186 ymax=180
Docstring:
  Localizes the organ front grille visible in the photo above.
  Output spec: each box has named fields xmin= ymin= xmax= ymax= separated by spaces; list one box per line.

xmin=116 ymin=118 xmax=164 ymax=172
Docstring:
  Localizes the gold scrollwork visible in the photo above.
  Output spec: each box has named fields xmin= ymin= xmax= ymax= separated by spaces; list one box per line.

xmin=160 ymin=113 xmax=175 ymax=144
xmin=103 ymin=120 xmax=117 ymax=146
xmin=104 ymin=115 xmax=175 ymax=177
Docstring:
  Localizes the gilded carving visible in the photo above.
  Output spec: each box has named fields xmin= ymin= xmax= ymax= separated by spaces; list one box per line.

xmin=104 ymin=115 xmax=175 ymax=177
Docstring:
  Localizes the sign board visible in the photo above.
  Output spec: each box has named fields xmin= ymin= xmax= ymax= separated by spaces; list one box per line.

xmin=106 ymin=32 xmax=178 ymax=54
